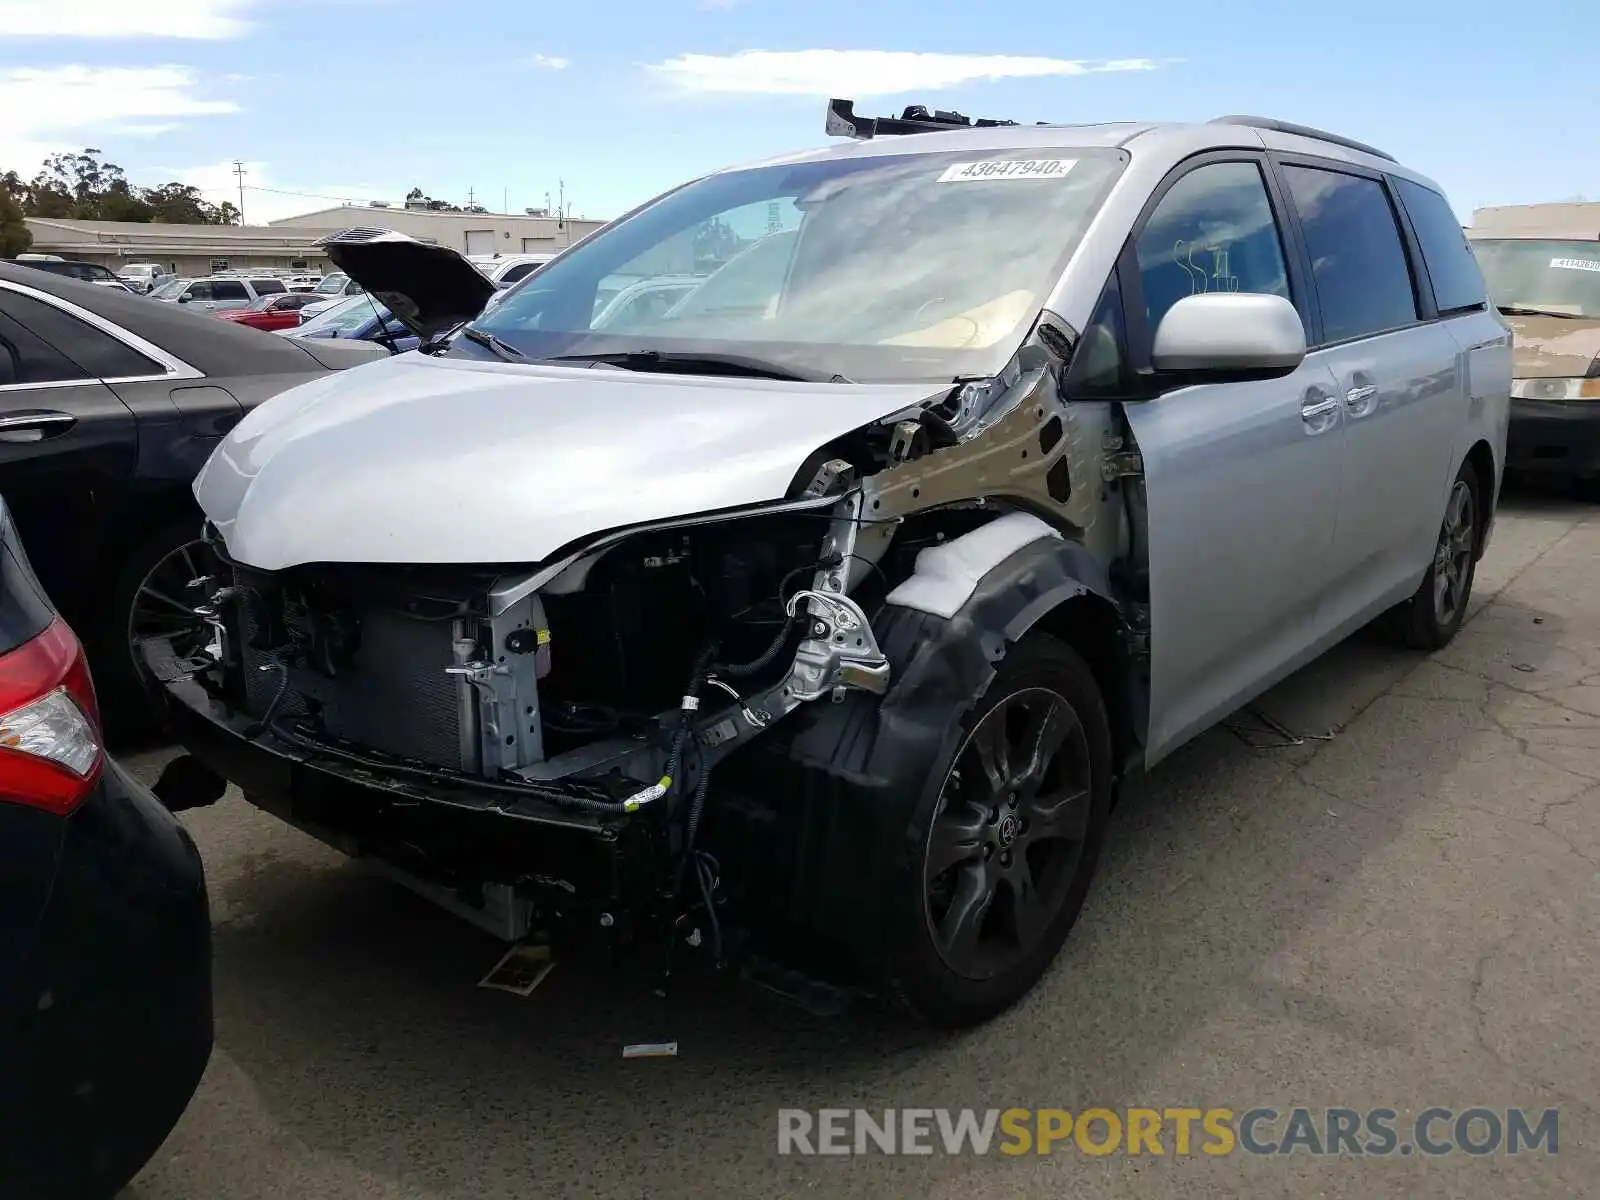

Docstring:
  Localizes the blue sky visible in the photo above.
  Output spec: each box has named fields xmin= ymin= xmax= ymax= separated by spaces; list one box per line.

xmin=0 ymin=0 xmax=1594 ymax=225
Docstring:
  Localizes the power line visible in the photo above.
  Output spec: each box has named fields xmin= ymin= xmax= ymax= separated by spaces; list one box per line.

xmin=240 ymin=183 xmax=383 ymax=203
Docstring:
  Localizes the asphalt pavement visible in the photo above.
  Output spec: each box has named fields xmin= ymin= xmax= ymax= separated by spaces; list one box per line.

xmin=123 ymin=486 xmax=1598 ymax=1199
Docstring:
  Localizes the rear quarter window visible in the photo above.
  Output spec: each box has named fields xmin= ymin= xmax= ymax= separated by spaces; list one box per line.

xmin=250 ymin=278 xmax=287 ymax=294
xmin=0 ymin=292 xmax=162 ymax=379
xmin=1394 ymin=178 xmax=1487 ymax=314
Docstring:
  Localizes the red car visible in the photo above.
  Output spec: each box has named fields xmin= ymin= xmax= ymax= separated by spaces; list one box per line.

xmin=215 ymin=291 xmax=325 ymax=331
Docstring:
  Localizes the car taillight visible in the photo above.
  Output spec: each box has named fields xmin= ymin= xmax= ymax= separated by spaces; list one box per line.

xmin=0 ymin=617 xmax=102 ymax=815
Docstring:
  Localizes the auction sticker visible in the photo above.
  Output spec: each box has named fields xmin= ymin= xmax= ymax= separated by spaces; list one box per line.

xmin=937 ymin=159 xmax=1077 ymax=183
xmin=1550 ymin=257 xmax=1600 ymax=272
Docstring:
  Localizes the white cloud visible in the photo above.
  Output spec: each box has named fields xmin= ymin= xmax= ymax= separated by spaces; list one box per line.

xmin=525 ymin=53 xmax=570 ymax=70
xmin=0 ymin=0 xmax=257 ymax=38
xmin=0 ymin=65 xmax=238 ymax=175
xmin=647 ymin=50 xmax=1164 ymax=96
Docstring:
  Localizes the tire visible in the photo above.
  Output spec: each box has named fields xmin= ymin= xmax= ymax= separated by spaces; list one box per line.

xmin=1389 ymin=459 xmax=1482 ymax=651
xmin=86 ymin=513 xmax=216 ymax=741
xmin=884 ymin=634 xmax=1113 ymax=1028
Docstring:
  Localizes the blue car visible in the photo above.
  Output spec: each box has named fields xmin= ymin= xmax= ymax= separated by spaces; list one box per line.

xmin=280 ymin=293 xmax=420 ymax=353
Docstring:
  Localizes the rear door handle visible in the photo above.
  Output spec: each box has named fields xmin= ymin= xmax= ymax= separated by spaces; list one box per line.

xmin=0 ymin=411 xmax=77 ymax=444
xmin=1344 ymin=385 xmax=1379 ymax=418
xmin=1300 ymin=392 xmax=1341 ymax=435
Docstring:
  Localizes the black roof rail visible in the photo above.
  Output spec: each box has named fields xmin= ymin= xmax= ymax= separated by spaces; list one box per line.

xmin=825 ymin=97 xmax=1036 ymax=139
xmin=1209 ymin=115 xmax=1396 ymax=163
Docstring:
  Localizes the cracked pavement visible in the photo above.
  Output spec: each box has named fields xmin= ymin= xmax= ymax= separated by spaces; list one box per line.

xmin=123 ymin=487 xmax=1596 ymax=1199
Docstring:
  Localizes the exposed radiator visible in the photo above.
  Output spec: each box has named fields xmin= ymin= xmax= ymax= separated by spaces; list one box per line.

xmin=237 ymin=589 xmax=467 ymax=770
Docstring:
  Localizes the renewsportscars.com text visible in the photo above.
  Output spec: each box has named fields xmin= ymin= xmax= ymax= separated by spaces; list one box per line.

xmin=777 ymin=1106 xmax=1560 ymax=1157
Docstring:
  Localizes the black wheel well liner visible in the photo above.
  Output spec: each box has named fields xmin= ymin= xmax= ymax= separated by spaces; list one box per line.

xmin=1463 ymin=438 xmax=1497 ymax=561
xmin=786 ymin=533 xmax=1143 ymax=798
xmin=703 ymin=534 xmax=1144 ymax=975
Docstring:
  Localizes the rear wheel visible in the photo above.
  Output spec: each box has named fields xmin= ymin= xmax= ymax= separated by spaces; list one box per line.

xmin=88 ymin=515 xmax=219 ymax=740
xmin=1389 ymin=459 xmax=1481 ymax=650
xmin=886 ymin=635 xmax=1112 ymax=1027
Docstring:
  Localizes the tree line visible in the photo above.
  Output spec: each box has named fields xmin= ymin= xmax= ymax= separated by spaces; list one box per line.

xmin=1 ymin=148 xmax=242 ymax=257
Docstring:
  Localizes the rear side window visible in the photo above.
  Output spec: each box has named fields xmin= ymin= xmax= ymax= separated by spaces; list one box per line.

xmin=1394 ymin=178 xmax=1487 ymax=313
xmin=0 ymin=291 xmax=162 ymax=379
xmin=501 ymin=263 xmax=539 ymax=284
xmin=250 ymin=278 xmax=286 ymax=294
xmin=0 ymin=310 xmax=84 ymax=384
xmin=1282 ymin=165 xmax=1417 ymax=343
xmin=212 ymin=281 xmax=249 ymax=301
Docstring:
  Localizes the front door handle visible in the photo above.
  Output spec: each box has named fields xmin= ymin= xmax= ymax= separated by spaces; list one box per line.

xmin=1300 ymin=392 xmax=1341 ymax=435
xmin=1344 ymin=384 xmax=1379 ymax=418
xmin=0 ymin=411 xmax=77 ymax=444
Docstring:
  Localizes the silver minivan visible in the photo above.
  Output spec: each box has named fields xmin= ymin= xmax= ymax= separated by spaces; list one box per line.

xmin=151 ymin=101 xmax=1510 ymax=1027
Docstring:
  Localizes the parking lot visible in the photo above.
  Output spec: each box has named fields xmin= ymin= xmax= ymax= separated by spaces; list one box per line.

xmin=120 ymin=485 xmax=1597 ymax=1200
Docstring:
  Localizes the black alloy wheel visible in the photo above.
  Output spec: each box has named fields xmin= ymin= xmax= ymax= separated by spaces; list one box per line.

xmin=1389 ymin=458 xmax=1482 ymax=651
xmin=886 ymin=633 xmax=1112 ymax=1028
xmin=924 ymin=685 xmax=1094 ymax=981
xmin=126 ymin=536 xmax=223 ymax=675
xmin=1432 ymin=477 xmax=1476 ymax=630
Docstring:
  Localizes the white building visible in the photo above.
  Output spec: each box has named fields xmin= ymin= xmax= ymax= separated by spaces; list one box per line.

xmin=268 ymin=205 xmax=607 ymax=256
xmin=22 ymin=206 xmax=609 ymax=276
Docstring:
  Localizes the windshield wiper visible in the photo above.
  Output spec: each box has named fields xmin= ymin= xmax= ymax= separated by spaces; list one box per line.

xmin=545 ymin=349 xmax=847 ymax=383
xmin=1498 ymin=305 xmax=1584 ymax=319
xmin=460 ymin=327 xmax=526 ymax=360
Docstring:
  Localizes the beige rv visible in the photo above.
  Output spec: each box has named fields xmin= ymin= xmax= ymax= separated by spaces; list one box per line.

xmin=1469 ymin=203 xmax=1600 ymax=478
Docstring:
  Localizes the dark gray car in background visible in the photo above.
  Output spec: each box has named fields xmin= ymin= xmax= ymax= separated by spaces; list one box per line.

xmin=0 ymin=261 xmax=387 ymax=734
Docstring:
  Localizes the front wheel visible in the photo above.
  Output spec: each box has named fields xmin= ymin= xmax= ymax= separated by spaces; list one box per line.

xmin=1389 ymin=460 xmax=1482 ymax=651
xmin=886 ymin=635 xmax=1112 ymax=1028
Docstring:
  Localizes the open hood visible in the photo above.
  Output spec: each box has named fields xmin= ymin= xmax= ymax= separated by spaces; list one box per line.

xmin=193 ymin=351 xmax=943 ymax=571
xmin=316 ymin=227 xmax=497 ymax=341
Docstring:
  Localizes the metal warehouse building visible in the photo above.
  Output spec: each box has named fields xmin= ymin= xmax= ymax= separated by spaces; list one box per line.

xmin=23 ymin=207 xmax=609 ymax=276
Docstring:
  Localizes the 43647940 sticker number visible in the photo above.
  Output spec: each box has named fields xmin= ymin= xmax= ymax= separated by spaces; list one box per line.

xmin=937 ymin=159 xmax=1078 ymax=183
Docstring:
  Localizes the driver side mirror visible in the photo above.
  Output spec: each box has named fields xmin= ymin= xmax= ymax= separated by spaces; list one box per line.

xmin=177 ymin=293 xmax=191 ymax=303
xmin=1150 ymin=293 xmax=1305 ymax=381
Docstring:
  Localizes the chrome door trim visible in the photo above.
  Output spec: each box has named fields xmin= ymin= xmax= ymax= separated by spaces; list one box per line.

xmin=0 ymin=279 xmax=204 ymax=382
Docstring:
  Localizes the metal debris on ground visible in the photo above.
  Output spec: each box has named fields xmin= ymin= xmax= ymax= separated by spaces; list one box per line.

xmin=622 ymin=1042 xmax=679 ymax=1059
xmin=1225 ymin=706 xmax=1337 ymax=749
xmin=477 ymin=942 xmax=556 ymax=997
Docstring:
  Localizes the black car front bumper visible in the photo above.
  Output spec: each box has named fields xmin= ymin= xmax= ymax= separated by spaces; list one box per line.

xmin=1507 ymin=397 xmax=1600 ymax=478
xmin=153 ymin=671 xmax=662 ymax=937
xmin=0 ymin=758 xmax=212 ymax=1200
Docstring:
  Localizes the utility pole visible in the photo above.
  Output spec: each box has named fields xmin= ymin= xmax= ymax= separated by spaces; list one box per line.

xmin=467 ymin=185 xmax=475 ymax=207
xmin=232 ymin=160 xmax=246 ymax=224
xmin=558 ymin=179 xmax=565 ymax=220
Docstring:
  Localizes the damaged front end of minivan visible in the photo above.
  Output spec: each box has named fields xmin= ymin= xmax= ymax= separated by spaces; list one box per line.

xmin=146 ymin=233 xmax=1150 ymax=1020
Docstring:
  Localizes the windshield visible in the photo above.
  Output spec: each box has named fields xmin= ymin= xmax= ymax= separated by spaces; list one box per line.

xmin=151 ymin=277 xmax=190 ymax=299
xmin=469 ymin=146 xmax=1126 ymax=382
xmin=313 ymin=273 xmax=350 ymax=295
xmin=1473 ymin=239 xmax=1600 ymax=319
xmin=119 ymin=264 xmax=155 ymax=278
xmin=295 ymin=293 xmax=385 ymax=335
